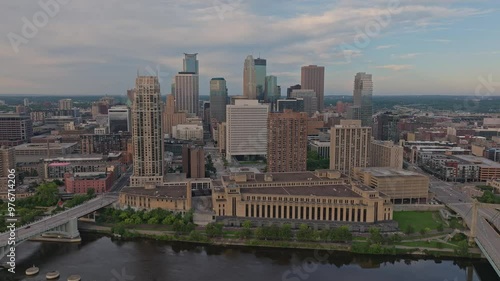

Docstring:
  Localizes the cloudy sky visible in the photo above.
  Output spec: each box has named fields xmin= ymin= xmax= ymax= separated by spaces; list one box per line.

xmin=1 ymin=0 xmax=499 ymax=96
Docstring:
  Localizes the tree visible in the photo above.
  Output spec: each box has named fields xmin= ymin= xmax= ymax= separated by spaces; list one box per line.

xmin=239 ymin=220 xmax=253 ymax=239
xmin=86 ymin=188 xmax=96 ymax=198
xmin=455 ymin=240 xmax=470 ymax=256
xmin=369 ymin=227 xmax=384 ymax=244
xmin=404 ymin=225 xmax=415 ymax=235
xmin=205 ymin=222 xmax=224 ymax=238
xmin=297 ymin=224 xmax=315 ymax=242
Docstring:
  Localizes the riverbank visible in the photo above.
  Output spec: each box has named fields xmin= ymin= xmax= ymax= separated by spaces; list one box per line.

xmin=78 ymin=222 xmax=482 ymax=259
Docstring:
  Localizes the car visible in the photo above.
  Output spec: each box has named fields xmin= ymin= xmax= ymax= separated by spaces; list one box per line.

xmin=25 ymin=225 xmax=31 ymax=229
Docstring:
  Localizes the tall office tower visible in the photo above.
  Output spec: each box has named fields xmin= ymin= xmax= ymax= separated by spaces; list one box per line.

xmin=370 ymin=140 xmax=403 ymax=169
xmin=301 ymin=65 xmax=325 ymax=112
xmin=174 ymin=72 xmax=199 ymax=115
xmin=0 ymin=113 xmax=33 ymax=146
xmin=108 ymin=105 xmax=131 ymax=133
xmin=353 ymin=72 xmax=373 ymax=127
xmin=287 ymin=84 xmax=301 ymax=98
xmin=183 ymin=53 xmax=199 ymax=74
xmin=130 ymin=76 xmax=164 ymax=187
xmin=163 ymin=94 xmax=187 ymax=137
xmin=373 ymin=112 xmax=400 ymax=142
xmin=290 ymin=89 xmax=317 ymax=116
xmin=254 ymin=58 xmax=267 ymax=100
xmin=267 ymin=110 xmax=308 ymax=172
xmin=23 ymin=98 xmax=29 ymax=107
xmin=226 ymin=100 xmax=269 ymax=161
xmin=59 ymin=99 xmax=73 ymax=110
xmin=0 ymin=146 xmax=15 ymax=193
xmin=182 ymin=145 xmax=205 ymax=179
xmin=265 ymin=75 xmax=279 ymax=102
xmin=210 ymin=78 xmax=228 ymax=123
xmin=243 ymin=55 xmax=257 ymax=100
xmin=126 ymin=89 xmax=136 ymax=106
xmin=329 ymin=120 xmax=371 ymax=175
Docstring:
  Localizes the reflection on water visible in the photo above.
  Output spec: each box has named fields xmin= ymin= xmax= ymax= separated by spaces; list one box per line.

xmin=0 ymin=233 xmax=498 ymax=281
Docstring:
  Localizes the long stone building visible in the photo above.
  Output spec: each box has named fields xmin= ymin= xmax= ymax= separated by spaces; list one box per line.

xmin=212 ymin=169 xmax=395 ymax=231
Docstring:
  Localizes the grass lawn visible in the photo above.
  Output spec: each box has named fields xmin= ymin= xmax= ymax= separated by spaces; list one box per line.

xmin=393 ymin=211 xmax=443 ymax=232
xmin=399 ymin=241 xmax=457 ymax=250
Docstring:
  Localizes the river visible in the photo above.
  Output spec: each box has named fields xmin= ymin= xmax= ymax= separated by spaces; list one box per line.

xmin=1 ymin=233 xmax=499 ymax=281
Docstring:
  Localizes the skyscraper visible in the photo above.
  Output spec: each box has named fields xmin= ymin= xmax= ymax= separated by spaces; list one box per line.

xmin=254 ymin=58 xmax=266 ymax=100
xmin=174 ymin=72 xmax=199 ymax=115
xmin=267 ymin=110 xmax=308 ymax=172
xmin=210 ymin=78 xmax=228 ymax=123
xmin=353 ymin=72 xmax=373 ymax=127
xmin=286 ymin=84 xmax=301 ymax=98
xmin=108 ymin=106 xmax=131 ymax=133
xmin=301 ymin=65 xmax=325 ymax=112
xmin=243 ymin=55 xmax=257 ymax=100
xmin=226 ymin=100 xmax=269 ymax=161
xmin=183 ymin=53 xmax=199 ymax=74
xmin=329 ymin=120 xmax=371 ymax=176
xmin=265 ymin=75 xmax=279 ymax=102
xmin=130 ymin=76 xmax=164 ymax=187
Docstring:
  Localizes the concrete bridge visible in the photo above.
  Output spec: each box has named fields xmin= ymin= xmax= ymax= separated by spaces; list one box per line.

xmin=0 ymin=195 xmax=117 ymax=260
xmin=448 ymin=202 xmax=500 ymax=277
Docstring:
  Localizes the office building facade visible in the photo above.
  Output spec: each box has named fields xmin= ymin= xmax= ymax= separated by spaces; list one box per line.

xmin=243 ymin=55 xmax=257 ymax=99
xmin=209 ymin=78 xmax=228 ymax=123
xmin=289 ymin=89 xmax=317 ymax=116
xmin=183 ymin=53 xmax=199 ymax=74
xmin=352 ymin=72 xmax=373 ymax=127
xmin=254 ymin=58 xmax=266 ymax=100
xmin=182 ymin=145 xmax=205 ymax=178
xmin=330 ymin=120 xmax=371 ymax=175
xmin=267 ymin=110 xmax=308 ymax=172
xmin=0 ymin=113 xmax=33 ymax=145
xmin=301 ymin=65 xmax=325 ymax=112
xmin=108 ymin=106 xmax=131 ymax=133
xmin=226 ymin=100 xmax=269 ymax=161
xmin=174 ymin=72 xmax=199 ymax=115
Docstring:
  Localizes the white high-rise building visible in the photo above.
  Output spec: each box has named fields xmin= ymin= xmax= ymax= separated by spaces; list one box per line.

xmin=130 ymin=76 xmax=164 ymax=187
xmin=174 ymin=73 xmax=199 ymax=115
xmin=243 ymin=55 xmax=257 ymax=100
xmin=226 ymin=100 xmax=269 ymax=161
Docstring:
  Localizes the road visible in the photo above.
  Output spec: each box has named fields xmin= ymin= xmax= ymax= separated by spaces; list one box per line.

xmin=109 ymin=165 xmax=133 ymax=193
xmin=204 ymin=142 xmax=228 ymax=178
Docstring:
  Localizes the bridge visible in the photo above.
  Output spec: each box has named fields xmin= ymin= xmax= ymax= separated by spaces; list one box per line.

xmin=0 ymin=195 xmax=117 ymax=260
xmin=448 ymin=202 xmax=500 ymax=277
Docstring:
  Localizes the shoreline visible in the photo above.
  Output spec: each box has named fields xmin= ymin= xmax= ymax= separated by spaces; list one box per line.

xmin=78 ymin=223 xmax=483 ymax=260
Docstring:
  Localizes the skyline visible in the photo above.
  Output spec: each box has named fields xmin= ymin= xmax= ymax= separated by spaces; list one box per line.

xmin=1 ymin=0 xmax=499 ymax=96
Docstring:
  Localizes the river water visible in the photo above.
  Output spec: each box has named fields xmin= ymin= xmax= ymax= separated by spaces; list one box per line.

xmin=1 ymin=233 xmax=499 ymax=281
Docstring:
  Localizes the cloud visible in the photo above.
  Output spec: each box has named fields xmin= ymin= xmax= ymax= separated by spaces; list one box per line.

xmin=375 ymin=64 xmax=414 ymax=71
xmin=0 ymin=0 xmax=493 ymax=95
xmin=391 ymin=53 xmax=425 ymax=59
xmin=376 ymin=45 xmax=397 ymax=50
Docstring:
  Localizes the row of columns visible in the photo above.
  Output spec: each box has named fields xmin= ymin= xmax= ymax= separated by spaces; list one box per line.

xmin=245 ymin=203 xmax=368 ymax=223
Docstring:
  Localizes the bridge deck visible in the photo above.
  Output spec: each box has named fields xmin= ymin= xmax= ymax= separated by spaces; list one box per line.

xmin=0 ymin=195 xmax=117 ymax=245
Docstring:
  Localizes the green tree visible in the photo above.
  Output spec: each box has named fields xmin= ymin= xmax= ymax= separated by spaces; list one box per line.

xmin=404 ymin=225 xmax=415 ymax=235
xmin=238 ymin=220 xmax=253 ymax=239
xmin=205 ymin=222 xmax=224 ymax=238
xmin=369 ymin=227 xmax=384 ymax=244
xmin=455 ymin=240 xmax=470 ymax=257
xmin=297 ymin=224 xmax=315 ymax=242
xmin=86 ymin=188 xmax=96 ymax=198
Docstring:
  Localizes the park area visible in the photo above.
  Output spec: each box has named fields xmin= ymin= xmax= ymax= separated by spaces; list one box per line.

xmin=393 ymin=211 xmax=444 ymax=234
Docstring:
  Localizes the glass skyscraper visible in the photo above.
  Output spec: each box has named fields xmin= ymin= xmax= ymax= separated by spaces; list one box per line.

xmin=254 ymin=58 xmax=266 ymax=100
xmin=183 ymin=53 xmax=199 ymax=74
xmin=353 ymin=72 xmax=373 ymax=127
xmin=209 ymin=78 xmax=228 ymax=123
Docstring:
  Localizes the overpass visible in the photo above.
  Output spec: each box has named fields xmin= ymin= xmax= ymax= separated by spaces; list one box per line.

xmin=448 ymin=202 xmax=500 ymax=277
xmin=0 ymin=195 xmax=117 ymax=260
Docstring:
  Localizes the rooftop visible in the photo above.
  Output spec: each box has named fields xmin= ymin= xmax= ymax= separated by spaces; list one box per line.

xmin=14 ymin=142 xmax=77 ymax=150
xmin=222 ymin=170 xmax=348 ymax=184
xmin=355 ymin=167 xmax=426 ymax=177
xmin=120 ymin=185 xmax=188 ymax=199
xmin=240 ymin=185 xmax=360 ymax=197
xmin=453 ymin=155 xmax=500 ymax=168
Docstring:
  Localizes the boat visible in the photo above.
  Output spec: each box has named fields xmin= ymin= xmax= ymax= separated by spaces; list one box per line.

xmin=46 ymin=270 xmax=60 ymax=279
xmin=25 ymin=265 xmax=39 ymax=276
xmin=67 ymin=275 xmax=82 ymax=281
